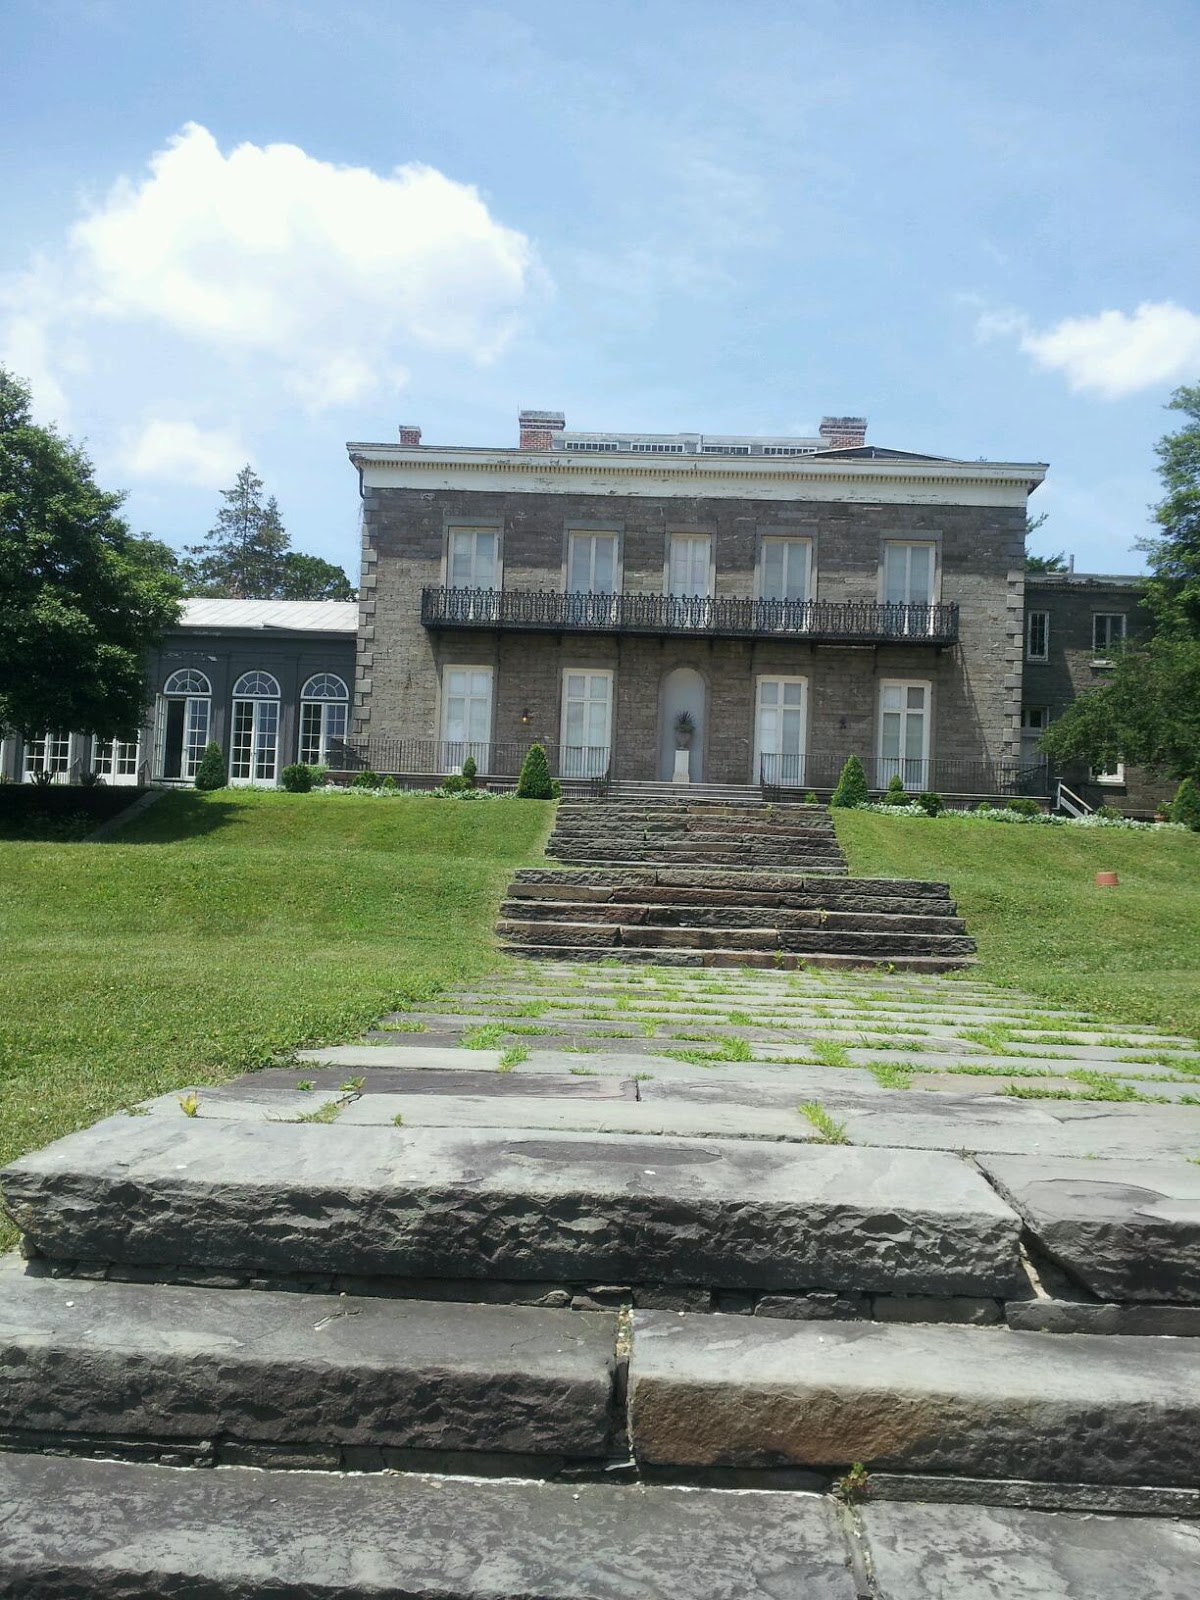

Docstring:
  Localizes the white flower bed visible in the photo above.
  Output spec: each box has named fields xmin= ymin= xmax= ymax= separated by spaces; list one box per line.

xmin=855 ymin=801 xmax=1185 ymax=831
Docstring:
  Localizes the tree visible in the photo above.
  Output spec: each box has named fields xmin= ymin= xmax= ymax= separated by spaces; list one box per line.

xmin=516 ymin=743 xmax=558 ymax=799
xmin=1039 ymin=384 xmax=1200 ymax=781
xmin=277 ymin=552 xmax=355 ymax=601
xmin=194 ymin=741 xmax=227 ymax=791
xmin=182 ymin=466 xmax=290 ymax=598
xmin=181 ymin=467 xmax=355 ymax=600
xmin=1140 ymin=383 xmax=1200 ymax=635
xmin=0 ymin=367 xmax=182 ymax=740
xmin=830 ymin=755 xmax=869 ymax=808
xmin=1024 ymin=511 xmax=1068 ymax=573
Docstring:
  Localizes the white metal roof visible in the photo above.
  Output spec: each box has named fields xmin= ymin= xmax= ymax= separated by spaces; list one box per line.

xmin=178 ymin=599 xmax=358 ymax=633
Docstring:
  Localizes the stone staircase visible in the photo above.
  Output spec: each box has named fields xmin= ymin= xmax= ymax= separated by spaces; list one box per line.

xmin=2 ymin=961 xmax=1200 ymax=1592
xmin=497 ymin=799 xmax=976 ymax=969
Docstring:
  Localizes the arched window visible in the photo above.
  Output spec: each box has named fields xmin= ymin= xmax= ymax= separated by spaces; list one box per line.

xmin=232 ymin=671 xmax=281 ymax=699
xmin=158 ymin=671 xmax=211 ymax=779
xmin=164 ymin=669 xmax=212 ymax=697
xmin=230 ymin=671 xmax=281 ymax=783
xmin=300 ymin=674 xmax=349 ymax=766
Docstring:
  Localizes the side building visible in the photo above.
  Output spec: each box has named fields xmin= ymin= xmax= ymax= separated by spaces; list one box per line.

xmin=1 ymin=600 xmax=356 ymax=786
xmin=347 ymin=409 xmax=1047 ymax=794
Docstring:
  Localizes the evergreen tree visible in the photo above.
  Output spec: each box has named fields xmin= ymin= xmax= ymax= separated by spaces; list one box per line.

xmin=831 ymin=755 xmax=869 ymax=808
xmin=194 ymin=742 xmax=227 ymax=791
xmin=0 ymin=366 xmax=181 ymax=739
xmin=516 ymin=743 xmax=557 ymax=799
xmin=183 ymin=466 xmax=290 ymax=598
xmin=1141 ymin=383 xmax=1200 ymax=635
xmin=276 ymin=552 xmax=355 ymax=601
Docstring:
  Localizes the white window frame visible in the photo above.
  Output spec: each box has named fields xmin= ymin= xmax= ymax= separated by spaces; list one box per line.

xmin=566 ymin=531 xmax=621 ymax=596
xmin=1092 ymin=613 xmax=1125 ymax=663
xmin=92 ymin=734 xmax=141 ymax=785
xmin=1026 ymin=610 xmax=1049 ymax=662
xmin=446 ymin=525 xmax=500 ymax=590
xmin=1020 ymin=706 xmax=1049 ymax=735
xmin=757 ymin=537 xmax=812 ymax=605
xmin=560 ymin=668 xmax=613 ymax=779
xmin=877 ymin=679 xmax=932 ymax=789
xmin=157 ymin=671 xmax=213 ymax=781
xmin=881 ymin=540 xmax=938 ymax=607
xmin=754 ymin=675 xmax=809 ymax=787
xmin=23 ymin=732 xmax=72 ymax=781
xmin=229 ymin=672 xmax=282 ymax=786
xmin=439 ymin=664 xmax=494 ymax=773
xmin=666 ymin=533 xmax=714 ymax=599
xmin=299 ymin=674 xmax=349 ymax=767
xmin=1090 ymin=763 xmax=1126 ymax=786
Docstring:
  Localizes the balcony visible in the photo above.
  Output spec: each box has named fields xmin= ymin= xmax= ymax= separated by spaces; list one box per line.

xmin=421 ymin=587 xmax=959 ymax=645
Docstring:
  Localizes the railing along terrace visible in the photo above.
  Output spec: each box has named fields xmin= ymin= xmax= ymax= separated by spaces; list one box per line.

xmin=422 ymin=587 xmax=959 ymax=645
xmin=760 ymin=754 xmax=1051 ymax=798
xmin=327 ymin=737 xmax=610 ymax=782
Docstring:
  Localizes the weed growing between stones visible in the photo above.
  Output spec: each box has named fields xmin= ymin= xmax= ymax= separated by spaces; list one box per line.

xmin=865 ymin=1061 xmax=914 ymax=1089
xmin=296 ymin=1080 xmax=314 ymax=1091
xmin=834 ymin=1462 xmax=871 ymax=1503
xmin=498 ymin=1046 xmax=529 ymax=1070
xmin=798 ymin=1101 xmax=850 ymax=1144
xmin=377 ymin=1019 xmax=427 ymax=1033
xmin=178 ymin=1093 xmax=200 ymax=1117
xmin=810 ymin=1040 xmax=852 ymax=1069
xmin=392 ymin=1112 xmax=404 ymax=1126
xmin=462 ymin=1024 xmax=507 ymax=1050
xmin=295 ymin=1099 xmax=342 ymax=1124
xmin=503 ymin=1024 xmax=552 ymax=1036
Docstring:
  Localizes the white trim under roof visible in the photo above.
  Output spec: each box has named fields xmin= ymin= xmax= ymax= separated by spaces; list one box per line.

xmin=347 ymin=444 xmax=1046 ymax=508
xmin=178 ymin=599 xmax=358 ymax=633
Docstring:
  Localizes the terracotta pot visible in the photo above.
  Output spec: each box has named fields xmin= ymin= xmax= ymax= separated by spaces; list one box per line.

xmin=1094 ymin=871 xmax=1120 ymax=887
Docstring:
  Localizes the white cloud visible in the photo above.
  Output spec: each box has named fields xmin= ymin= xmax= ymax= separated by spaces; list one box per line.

xmin=3 ymin=122 xmax=539 ymax=417
xmin=978 ymin=300 xmax=1200 ymax=399
xmin=118 ymin=419 xmax=250 ymax=488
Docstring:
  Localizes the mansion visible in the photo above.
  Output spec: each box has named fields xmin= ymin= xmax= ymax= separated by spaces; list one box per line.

xmin=0 ymin=409 xmax=1169 ymax=812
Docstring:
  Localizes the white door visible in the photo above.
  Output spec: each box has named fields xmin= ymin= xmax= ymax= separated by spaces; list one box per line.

xmin=230 ymin=699 xmax=280 ymax=784
xmin=668 ymin=535 xmax=712 ymax=597
xmin=878 ymin=680 xmax=930 ymax=789
xmin=755 ymin=677 xmax=807 ymax=787
xmin=561 ymin=670 xmax=612 ymax=778
xmin=441 ymin=666 xmax=493 ymax=771
xmin=93 ymin=736 xmax=140 ymax=785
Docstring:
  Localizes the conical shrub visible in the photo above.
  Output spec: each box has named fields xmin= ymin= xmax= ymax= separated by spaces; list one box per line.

xmin=830 ymin=755 xmax=869 ymax=808
xmin=516 ymin=742 xmax=556 ymax=799
xmin=1171 ymin=776 xmax=1200 ymax=830
xmin=194 ymin=741 xmax=227 ymax=791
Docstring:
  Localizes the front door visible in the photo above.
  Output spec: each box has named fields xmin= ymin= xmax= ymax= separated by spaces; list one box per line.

xmin=441 ymin=666 xmax=493 ymax=772
xmin=561 ymin=670 xmax=612 ymax=778
xmin=877 ymin=680 xmax=930 ymax=788
xmin=755 ymin=676 xmax=807 ymax=787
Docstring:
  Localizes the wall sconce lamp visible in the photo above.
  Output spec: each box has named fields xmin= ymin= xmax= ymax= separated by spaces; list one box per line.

xmin=520 ymin=708 xmax=531 ymax=726
xmin=838 ymin=715 xmax=849 ymax=731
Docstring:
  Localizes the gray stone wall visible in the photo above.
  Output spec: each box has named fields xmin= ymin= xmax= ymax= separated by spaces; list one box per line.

xmin=361 ymin=485 xmax=1026 ymax=784
xmin=1025 ymin=576 xmax=1172 ymax=814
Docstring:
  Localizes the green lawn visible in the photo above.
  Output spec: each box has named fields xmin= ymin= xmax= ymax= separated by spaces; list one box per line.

xmin=0 ymin=791 xmax=553 ymax=1239
xmin=835 ymin=810 xmax=1200 ymax=1042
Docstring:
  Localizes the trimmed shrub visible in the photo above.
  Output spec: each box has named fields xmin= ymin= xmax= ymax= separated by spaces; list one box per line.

xmin=804 ymin=791 xmax=820 ymax=805
xmin=916 ymin=791 xmax=944 ymax=817
xmin=194 ymin=742 xmax=227 ymax=791
xmin=1171 ymin=777 xmax=1200 ymax=830
xmin=1008 ymin=796 xmax=1041 ymax=818
xmin=462 ymin=755 xmax=478 ymax=787
xmin=281 ymin=763 xmax=315 ymax=793
xmin=1094 ymin=802 xmax=1124 ymax=821
xmin=380 ymin=775 xmax=399 ymax=792
xmin=351 ymin=769 xmax=381 ymax=789
xmin=830 ymin=756 xmax=869 ymax=809
xmin=883 ymin=774 xmax=908 ymax=806
xmin=516 ymin=743 xmax=558 ymax=799
xmin=974 ymin=800 xmax=993 ymax=813
xmin=440 ymin=773 xmax=469 ymax=794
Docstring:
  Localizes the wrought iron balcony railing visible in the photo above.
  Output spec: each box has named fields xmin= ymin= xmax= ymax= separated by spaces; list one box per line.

xmin=421 ymin=587 xmax=959 ymax=644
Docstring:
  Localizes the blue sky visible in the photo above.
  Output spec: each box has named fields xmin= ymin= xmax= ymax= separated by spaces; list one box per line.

xmin=4 ymin=0 xmax=1199 ymax=577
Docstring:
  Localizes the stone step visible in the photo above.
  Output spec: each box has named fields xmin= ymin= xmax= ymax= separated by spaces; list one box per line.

xmin=506 ymin=881 xmax=959 ymax=915
xmin=511 ymin=867 xmax=954 ymax=898
xmin=500 ymin=943 xmax=977 ymax=973
xmin=500 ymin=900 xmax=968 ymax=935
xmin=0 ymin=1453 xmax=860 ymax=1598
xmin=2 ymin=1117 xmax=1023 ymax=1298
xmin=498 ymin=919 xmax=977 ymax=957
xmin=628 ymin=1311 xmax=1200 ymax=1487
xmin=0 ymin=1267 xmax=617 ymax=1465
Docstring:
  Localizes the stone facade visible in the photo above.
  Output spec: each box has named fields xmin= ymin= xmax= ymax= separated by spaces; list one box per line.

xmin=349 ymin=426 xmax=1043 ymax=792
xmin=1024 ymin=573 xmax=1171 ymax=814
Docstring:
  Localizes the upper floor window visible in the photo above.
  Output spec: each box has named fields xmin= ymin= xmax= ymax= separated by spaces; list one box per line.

xmin=163 ymin=669 xmax=212 ymax=697
xmin=1093 ymin=613 xmax=1125 ymax=659
xmin=567 ymin=532 xmax=619 ymax=594
xmin=668 ymin=534 xmax=712 ymax=598
xmin=449 ymin=527 xmax=498 ymax=589
xmin=232 ymin=672 xmax=281 ymax=699
xmin=883 ymin=541 xmax=935 ymax=606
xmin=760 ymin=538 xmax=811 ymax=604
xmin=1026 ymin=610 xmax=1049 ymax=661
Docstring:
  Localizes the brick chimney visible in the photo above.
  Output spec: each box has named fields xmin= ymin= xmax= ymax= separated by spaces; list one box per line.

xmin=819 ymin=416 xmax=868 ymax=449
xmin=519 ymin=409 xmax=566 ymax=450
xmin=398 ymin=423 xmax=422 ymax=446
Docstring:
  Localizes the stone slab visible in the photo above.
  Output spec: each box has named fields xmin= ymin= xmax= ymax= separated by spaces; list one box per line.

xmin=175 ymin=1067 xmax=636 ymax=1103
xmin=1 ymin=1116 xmax=1023 ymax=1296
xmin=297 ymin=1043 xmax=504 ymax=1069
xmin=860 ymin=1499 xmax=1200 ymax=1599
xmin=979 ymin=1154 xmax=1200 ymax=1303
xmin=0 ymin=1268 xmax=615 ymax=1457
xmin=0 ymin=1453 xmax=859 ymax=1599
xmin=629 ymin=1311 xmax=1200 ymax=1485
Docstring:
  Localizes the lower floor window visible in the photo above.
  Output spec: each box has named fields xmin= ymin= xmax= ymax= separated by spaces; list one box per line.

xmin=441 ymin=666 xmax=493 ymax=770
xmin=299 ymin=699 xmax=348 ymax=766
xmin=24 ymin=732 xmax=71 ymax=779
xmin=877 ymin=680 xmax=930 ymax=787
xmin=230 ymin=697 xmax=280 ymax=783
xmin=1090 ymin=763 xmax=1125 ymax=786
xmin=93 ymin=737 xmax=139 ymax=780
xmin=756 ymin=676 xmax=808 ymax=785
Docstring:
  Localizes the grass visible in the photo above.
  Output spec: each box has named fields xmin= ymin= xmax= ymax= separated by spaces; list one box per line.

xmin=797 ymin=1100 xmax=851 ymax=1144
xmin=0 ymin=790 xmax=554 ymax=1247
xmin=835 ymin=810 xmax=1200 ymax=1042
xmin=497 ymin=1045 xmax=528 ymax=1071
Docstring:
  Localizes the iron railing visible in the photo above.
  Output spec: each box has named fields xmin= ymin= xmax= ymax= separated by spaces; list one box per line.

xmin=760 ymin=754 xmax=1051 ymax=798
xmin=327 ymin=736 xmax=611 ymax=782
xmin=422 ymin=587 xmax=959 ymax=645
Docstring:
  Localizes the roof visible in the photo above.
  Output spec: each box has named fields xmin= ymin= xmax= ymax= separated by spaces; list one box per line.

xmin=1025 ymin=572 xmax=1146 ymax=590
xmin=177 ymin=599 xmax=358 ymax=633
